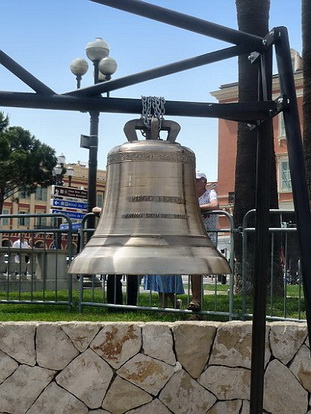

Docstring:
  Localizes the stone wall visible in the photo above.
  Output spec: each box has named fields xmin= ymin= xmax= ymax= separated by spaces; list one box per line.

xmin=0 ymin=321 xmax=310 ymax=414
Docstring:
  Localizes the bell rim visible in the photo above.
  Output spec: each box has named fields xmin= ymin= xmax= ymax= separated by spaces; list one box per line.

xmin=68 ymin=246 xmax=231 ymax=275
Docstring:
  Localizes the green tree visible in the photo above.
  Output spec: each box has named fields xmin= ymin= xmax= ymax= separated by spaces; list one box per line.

xmin=302 ymin=0 xmax=311 ymax=196
xmin=0 ymin=112 xmax=57 ymax=213
xmin=233 ymin=0 xmax=280 ymax=294
xmin=0 ymin=112 xmax=9 ymax=131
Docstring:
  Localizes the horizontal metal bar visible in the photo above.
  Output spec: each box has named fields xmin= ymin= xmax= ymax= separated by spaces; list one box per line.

xmin=78 ymin=301 xmax=235 ymax=316
xmin=0 ymin=92 xmax=277 ymax=122
xmin=244 ymin=227 xmax=297 ymax=233
xmin=0 ymin=50 xmax=55 ymax=95
xmin=91 ymin=0 xmax=264 ymax=49
xmin=65 ymin=45 xmax=253 ymax=97
xmin=0 ymin=300 xmax=71 ymax=305
xmin=243 ymin=313 xmax=306 ymax=322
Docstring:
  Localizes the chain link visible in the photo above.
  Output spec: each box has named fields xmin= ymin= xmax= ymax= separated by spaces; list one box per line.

xmin=141 ymin=96 xmax=166 ymax=136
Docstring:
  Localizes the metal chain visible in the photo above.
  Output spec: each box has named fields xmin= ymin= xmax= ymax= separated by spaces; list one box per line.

xmin=141 ymin=96 xmax=166 ymax=136
xmin=152 ymin=96 xmax=166 ymax=129
xmin=141 ymin=96 xmax=152 ymax=129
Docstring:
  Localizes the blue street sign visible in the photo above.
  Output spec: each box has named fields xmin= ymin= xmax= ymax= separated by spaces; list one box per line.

xmin=52 ymin=185 xmax=87 ymax=199
xmin=60 ymin=222 xmax=82 ymax=230
xmin=51 ymin=198 xmax=88 ymax=211
xmin=52 ymin=209 xmax=86 ymax=220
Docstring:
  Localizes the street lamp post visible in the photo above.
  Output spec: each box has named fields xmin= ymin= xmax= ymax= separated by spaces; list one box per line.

xmin=70 ymin=38 xmax=117 ymax=226
xmin=52 ymin=155 xmax=75 ymax=187
xmin=66 ymin=167 xmax=74 ymax=187
xmin=52 ymin=154 xmax=68 ymax=248
xmin=52 ymin=153 xmax=67 ymax=186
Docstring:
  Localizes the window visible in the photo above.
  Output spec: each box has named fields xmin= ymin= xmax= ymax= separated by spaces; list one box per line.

xmin=35 ymin=211 xmax=46 ymax=228
xmin=2 ymin=209 xmax=10 ymax=225
xmin=279 ymin=159 xmax=292 ymax=191
xmin=97 ymin=192 xmax=104 ymax=207
xmin=18 ymin=211 xmax=30 ymax=226
xmin=5 ymin=189 xmax=14 ymax=199
xmin=19 ymin=188 xmax=30 ymax=199
xmin=279 ymin=114 xmax=286 ymax=138
xmin=35 ymin=187 xmax=47 ymax=201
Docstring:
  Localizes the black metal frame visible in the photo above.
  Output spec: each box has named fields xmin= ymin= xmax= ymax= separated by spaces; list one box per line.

xmin=1 ymin=1 xmax=310 ymax=412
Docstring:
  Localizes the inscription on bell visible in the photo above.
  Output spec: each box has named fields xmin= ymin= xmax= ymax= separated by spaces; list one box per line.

xmin=130 ymin=195 xmax=184 ymax=204
xmin=122 ymin=213 xmax=188 ymax=219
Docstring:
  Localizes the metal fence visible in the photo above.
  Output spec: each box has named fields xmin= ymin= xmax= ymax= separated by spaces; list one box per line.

xmin=242 ymin=209 xmax=304 ymax=322
xmin=0 ymin=213 xmax=76 ymax=308
xmin=77 ymin=210 xmax=236 ymax=318
xmin=0 ymin=210 xmax=305 ymax=321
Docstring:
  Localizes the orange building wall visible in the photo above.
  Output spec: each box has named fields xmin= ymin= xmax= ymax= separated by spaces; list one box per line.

xmin=214 ymin=72 xmax=303 ymax=218
xmin=217 ymin=119 xmax=237 ymax=210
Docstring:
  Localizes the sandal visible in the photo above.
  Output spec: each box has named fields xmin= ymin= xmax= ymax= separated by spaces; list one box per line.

xmin=187 ymin=301 xmax=201 ymax=312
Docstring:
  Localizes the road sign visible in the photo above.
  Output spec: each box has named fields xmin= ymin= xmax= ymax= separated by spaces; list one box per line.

xmin=51 ymin=198 xmax=88 ymax=211
xmin=60 ymin=222 xmax=82 ymax=230
xmin=51 ymin=209 xmax=86 ymax=220
xmin=52 ymin=185 xmax=88 ymax=200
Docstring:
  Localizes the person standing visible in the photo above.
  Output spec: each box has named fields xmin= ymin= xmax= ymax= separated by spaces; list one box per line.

xmin=106 ymin=274 xmax=138 ymax=309
xmin=143 ymin=275 xmax=184 ymax=308
xmin=188 ymin=172 xmax=219 ymax=311
xmin=12 ymin=235 xmax=30 ymax=276
xmin=92 ymin=207 xmax=138 ymax=311
xmin=12 ymin=235 xmax=30 ymax=250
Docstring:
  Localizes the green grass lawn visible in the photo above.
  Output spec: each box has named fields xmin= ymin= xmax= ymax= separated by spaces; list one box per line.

xmin=0 ymin=283 xmax=305 ymax=322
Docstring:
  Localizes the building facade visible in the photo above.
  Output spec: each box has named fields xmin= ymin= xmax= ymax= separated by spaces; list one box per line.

xmin=0 ymin=162 xmax=106 ymax=248
xmin=211 ymin=50 xmax=303 ymax=217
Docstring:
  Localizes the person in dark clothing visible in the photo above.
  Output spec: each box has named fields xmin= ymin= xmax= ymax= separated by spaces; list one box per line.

xmin=92 ymin=207 xmax=139 ymax=311
xmin=106 ymin=274 xmax=138 ymax=307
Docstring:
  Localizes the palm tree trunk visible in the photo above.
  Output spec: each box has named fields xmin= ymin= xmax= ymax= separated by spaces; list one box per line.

xmin=234 ymin=0 xmax=280 ymax=295
xmin=0 ymin=186 xmax=5 ymax=215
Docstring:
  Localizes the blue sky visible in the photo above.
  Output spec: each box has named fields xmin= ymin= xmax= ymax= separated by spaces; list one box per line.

xmin=0 ymin=0 xmax=302 ymax=180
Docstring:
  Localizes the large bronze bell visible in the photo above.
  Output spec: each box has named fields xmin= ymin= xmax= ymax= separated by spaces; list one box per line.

xmin=69 ymin=118 xmax=230 ymax=275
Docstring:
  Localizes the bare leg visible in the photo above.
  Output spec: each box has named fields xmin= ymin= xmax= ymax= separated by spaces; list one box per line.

xmin=188 ymin=275 xmax=202 ymax=310
xmin=159 ymin=292 xmax=166 ymax=308
xmin=167 ymin=293 xmax=175 ymax=307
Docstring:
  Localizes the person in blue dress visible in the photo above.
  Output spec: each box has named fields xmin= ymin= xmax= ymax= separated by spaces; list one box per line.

xmin=144 ymin=274 xmax=184 ymax=308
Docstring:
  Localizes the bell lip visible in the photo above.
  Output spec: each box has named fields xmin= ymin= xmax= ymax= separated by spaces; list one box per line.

xmin=68 ymin=249 xmax=231 ymax=276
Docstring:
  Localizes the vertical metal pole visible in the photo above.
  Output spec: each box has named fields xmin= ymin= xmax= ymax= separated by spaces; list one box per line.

xmin=249 ymin=120 xmax=272 ymax=414
xmin=250 ymin=48 xmax=273 ymax=414
xmin=87 ymin=111 xmax=99 ymax=230
xmin=93 ymin=61 xmax=100 ymax=85
xmin=88 ymin=111 xmax=99 ymax=212
xmin=87 ymin=60 xmax=101 ymax=231
xmin=274 ymin=26 xmax=311 ymax=343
